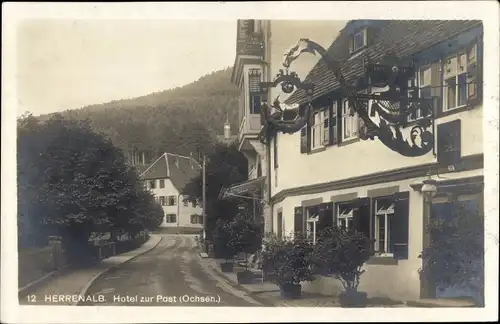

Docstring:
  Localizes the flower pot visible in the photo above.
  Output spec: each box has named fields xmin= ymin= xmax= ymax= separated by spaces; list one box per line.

xmin=280 ymin=283 xmax=302 ymax=299
xmin=339 ymin=291 xmax=368 ymax=307
xmin=220 ymin=262 xmax=234 ymax=273
xmin=236 ymin=270 xmax=254 ymax=284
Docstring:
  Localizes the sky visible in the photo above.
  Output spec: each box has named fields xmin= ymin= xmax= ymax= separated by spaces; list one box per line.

xmin=16 ymin=19 xmax=238 ymax=116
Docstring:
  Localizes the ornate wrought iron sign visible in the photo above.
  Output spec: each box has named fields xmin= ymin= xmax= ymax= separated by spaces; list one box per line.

xmin=258 ymin=38 xmax=436 ymax=157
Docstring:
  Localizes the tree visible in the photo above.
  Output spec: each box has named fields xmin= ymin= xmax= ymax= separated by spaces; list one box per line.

xmin=17 ymin=114 xmax=160 ymax=264
xmin=312 ymin=227 xmax=372 ymax=298
xmin=182 ymin=142 xmax=248 ymax=241
xmin=419 ymin=202 xmax=484 ymax=306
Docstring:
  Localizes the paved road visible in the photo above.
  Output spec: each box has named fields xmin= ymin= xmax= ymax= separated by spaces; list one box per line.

xmin=81 ymin=234 xmax=260 ymax=307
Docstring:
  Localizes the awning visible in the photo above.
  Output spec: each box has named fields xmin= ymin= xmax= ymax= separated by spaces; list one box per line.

xmin=218 ymin=176 xmax=266 ymax=200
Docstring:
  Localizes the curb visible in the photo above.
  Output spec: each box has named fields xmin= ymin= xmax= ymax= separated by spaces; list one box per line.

xmin=18 ymin=264 xmax=72 ymax=299
xmin=18 ymin=270 xmax=57 ymax=299
xmin=200 ymin=258 xmax=277 ymax=307
xmin=74 ymin=235 xmax=163 ymax=306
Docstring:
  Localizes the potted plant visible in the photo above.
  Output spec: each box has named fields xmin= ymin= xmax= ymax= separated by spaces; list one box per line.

xmin=213 ymin=219 xmax=237 ymax=272
xmin=261 ymin=233 xmax=314 ymax=299
xmin=312 ymin=226 xmax=372 ymax=307
xmin=229 ymin=214 xmax=262 ymax=284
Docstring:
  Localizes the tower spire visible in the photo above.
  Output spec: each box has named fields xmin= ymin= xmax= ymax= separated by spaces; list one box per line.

xmin=224 ymin=113 xmax=231 ymax=139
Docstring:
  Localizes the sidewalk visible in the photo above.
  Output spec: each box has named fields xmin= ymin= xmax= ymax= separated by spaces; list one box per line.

xmin=19 ymin=234 xmax=162 ymax=306
xmin=200 ymin=256 xmax=477 ymax=307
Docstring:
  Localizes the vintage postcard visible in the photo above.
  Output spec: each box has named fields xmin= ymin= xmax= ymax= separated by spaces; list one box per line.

xmin=2 ymin=1 xmax=499 ymax=323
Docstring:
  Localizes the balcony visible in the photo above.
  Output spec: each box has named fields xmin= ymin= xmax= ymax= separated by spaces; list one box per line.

xmin=236 ymin=32 xmax=264 ymax=57
xmin=238 ymin=114 xmax=261 ymax=143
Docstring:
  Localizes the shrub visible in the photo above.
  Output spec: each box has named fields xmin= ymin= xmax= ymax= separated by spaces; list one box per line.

xmin=228 ymin=214 xmax=262 ymax=270
xmin=212 ymin=219 xmax=237 ymax=263
xmin=419 ymin=202 xmax=484 ymax=306
xmin=312 ymin=226 xmax=372 ymax=294
xmin=261 ymin=232 xmax=314 ymax=287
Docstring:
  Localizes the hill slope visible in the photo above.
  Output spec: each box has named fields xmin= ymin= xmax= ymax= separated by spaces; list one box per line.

xmin=48 ymin=67 xmax=240 ymax=163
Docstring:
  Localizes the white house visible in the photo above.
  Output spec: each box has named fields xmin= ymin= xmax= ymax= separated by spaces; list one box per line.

xmin=228 ymin=19 xmax=484 ymax=303
xmin=141 ymin=153 xmax=203 ymax=230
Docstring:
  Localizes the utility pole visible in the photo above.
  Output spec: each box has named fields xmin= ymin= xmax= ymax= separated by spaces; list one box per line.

xmin=202 ymin=155 xmax=207 ymax=247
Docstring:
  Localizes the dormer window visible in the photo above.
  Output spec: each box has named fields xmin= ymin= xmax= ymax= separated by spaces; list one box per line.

xmin=349 ymin=28 xmax=368 ymax=54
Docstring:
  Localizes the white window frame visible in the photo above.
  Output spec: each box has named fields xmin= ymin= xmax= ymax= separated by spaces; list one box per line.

xmin=341 ymin=99 xmax=358 ymax=141
xmin=165 ymin=214 xmax=177 ymax=223
xmin=310 ymin=110 xmax=325 ymax=150
xmin=407 ymin=65 xmax=434 ymax=122
xmin=443 ymin=51 xmax=469 ymax=111
xmin=190 ymin=214 xmax=202 ymax=224
xmin=350 ymin=28 xmax=368 ymax=54
xmin=374 ymin=199 xmax=395 ymax=257
xmin=337 ymin=205 xmax=354 ymax=230
xmin=306 ymin=212 xmax=319 ymax=244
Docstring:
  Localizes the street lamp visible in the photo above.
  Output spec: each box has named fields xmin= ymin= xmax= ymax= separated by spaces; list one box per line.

xmin=421 ymin=178 xmax=438 ymax=199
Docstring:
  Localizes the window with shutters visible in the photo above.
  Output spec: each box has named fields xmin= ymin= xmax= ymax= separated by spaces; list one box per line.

xmin=374 ymin=198 xmax=395 ymax=255
xmin=407 ymin=64 xmax=436 ymax=122
xmin=149 ymin=180 xmax=156 ymax=189
xmin=165 ymin=214 xmax=177 ymax=223
xmin=190 ymin=214 xmax=203 ymax=224
xmin=305 ymin=203 xmax=333 ymax=244
xmin=192 ymin=199 xmax=197 ymax=208
xmin=337 ymin=205 xmax=354 ymax=230
xmin=248 ymin=69 xmax=261 ymax=114
xmin=341 ymin=99 xmax=358 ymax=141
xmin=159 ymin=179 xmax=165 ymax=188
xmin=443 ymin=46 xmax=475 ymax=111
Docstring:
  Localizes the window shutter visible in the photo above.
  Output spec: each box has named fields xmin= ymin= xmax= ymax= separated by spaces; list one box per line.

xmin=337 ymin=101 xmax=343 ymax=144
xmin=330 ymin=102 xmax=338 ymax=145
xmin=393 ymin=191 xmax=410 ymax=260
xmin=317 ymin=202 xmax=334 ymax=234
xmin=466 ymin=37 xmax=482 ymax=107
xmin=323 ymin=117 xmax=330 ymax=146
xmin=352 ymin=198 xmax=371 ymax=239
xmin=300 ymin=126 xmax=308 ymax=153
xmin=273 ymin=135 xmax=278 ymax=168
xmin=277 ymin=212 xmax=283 ymax=239
xmin=294 ymin=206 xmax=305 ymax=234
xmin=366 ymin=27 xmax=376 ymax=47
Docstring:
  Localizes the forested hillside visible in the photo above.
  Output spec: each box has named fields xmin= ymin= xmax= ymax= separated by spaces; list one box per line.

xmin=41 ymin=67 xmax=239 ymax=163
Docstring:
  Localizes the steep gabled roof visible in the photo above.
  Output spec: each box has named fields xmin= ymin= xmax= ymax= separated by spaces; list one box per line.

xmin=140 ymin=154 xmax=169 ymax=180
xmin=286 ymin=20 xmax=482 ymax=105
xmin=166 ymin=153 xmax=202 ymax=194
xmin=139 ymin=152 xmax=202 ymax=193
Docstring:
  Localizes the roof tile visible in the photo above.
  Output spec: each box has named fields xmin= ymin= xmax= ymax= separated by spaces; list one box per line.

xmin=285 ymin=20 xmax=481 ymax=105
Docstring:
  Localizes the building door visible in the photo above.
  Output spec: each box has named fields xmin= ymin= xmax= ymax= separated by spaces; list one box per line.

xmin=431 ymin=192 xmax=483 ymax=302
